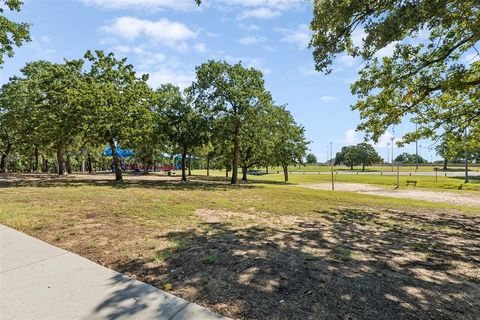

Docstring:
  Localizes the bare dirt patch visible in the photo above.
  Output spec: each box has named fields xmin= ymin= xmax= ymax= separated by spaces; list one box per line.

xmin=301 ymin=182 xmax=480 ymax=207
xmin=110 ymin=208 xmax=479 ymax=320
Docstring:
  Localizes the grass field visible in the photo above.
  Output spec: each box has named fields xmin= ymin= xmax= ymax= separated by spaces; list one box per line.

xmin=267 ymin=164 xmax=480 ymax=173
xmin=0 ymin=173 xmax=478 ymax=319
xmin=193 ymin=169 xmax=480 ymax=191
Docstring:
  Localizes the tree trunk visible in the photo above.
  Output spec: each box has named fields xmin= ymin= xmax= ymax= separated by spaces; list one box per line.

xmin=266 ymin=166 xmax=269 ymax=174
xmin=241 ymin=165 xmax=248 ymax=182
xmin=43 ymin=157 xmax=49 ymax=173
xmin=362 ymin=164 xmax=365 ymax=171
xmin=66 ymin=153 xmax=72 ymax=174
xmin=206 ymin=157 xmax=210 ymax=177
xmin=87 ymin=154 xmax=93 ymax=174
xmin=181 ymin=147 xmax=187 ymax=181
xmin=188 ymin=154 xmax=192 ymax=176
xmin=81 ymin=159 xmax=85 ymax=173
xmin=0 ymin=143 xmax=13 ymax=173
xmin=283 ymin=164 xmax=289 ymax=182
xmin=34 ymin=146 xmax=39 ymax=172
xmin=225 ymin=166 xmax=229 ymax=177
xmin=109 ymin=139 xmax=122 ymax=182
xmin=143 ymin=158 xmax=149 ymax=175
xmin=56 ymin=146 xmax=65 ymax=175
xmin=350 ymin=164 xmax=353 ymax=170
xmin=231 ymin=128 xmax=240 ymax=184
xmin=443 ymin=158 xmax=448 ymax=170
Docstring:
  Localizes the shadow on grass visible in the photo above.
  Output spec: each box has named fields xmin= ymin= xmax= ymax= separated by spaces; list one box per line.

xmin=108 ymin=208 xmax=479 ymax=320
xmin=0 ymin=173 xmax=273 ymax=191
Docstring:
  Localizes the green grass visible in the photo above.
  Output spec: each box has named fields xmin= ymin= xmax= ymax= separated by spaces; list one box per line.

xmin=0 ymin=174 xmax=476 ymax=320
xmin=239 ymin=164 xmax=480 ymax=173
xmin=0 ymin=175 xmax=476 ymax=236
xmin=330 ymin=245 xmax=352 ymax=261
xmin=192 ymin=169 xmax=480 ymax=191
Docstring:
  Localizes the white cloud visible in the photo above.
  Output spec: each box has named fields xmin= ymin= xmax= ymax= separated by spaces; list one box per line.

xmin=99 ymin=37 xmax=119 ymax=45
xmin=237 ymin=7 xmax=281 ymax=20
xmin=373 ymin=131 xmax=401 ymax=148
xmin=194 ymin=43 xmax=208 ymax=53
xmin=82 ymin=0 xmax=195 ymax=11
xmin=101 ymin=17 xmax=196 ymax=49
xmin=341 ymin=129 xmax=361 ymax=144
xmin=238 ymin=23 xmax=260 ymax=31
xmin=145 ymin=67 xmax=194 ymax=89
xmin=278 ymin=24 xmax=310 ymax=49
xmin=337 ymin=54 xmax=357 ymax=67
xmin=375 ymin=42 xmax=398 ymax=59
xmin=239 ymin=35 xmax=266 ymax=45
xmin=227 ymin=0 xmax=304 ymax=11
xmin=110 ymin=45 xmax=131 ymax=54
xmin=28 ymin=36 xmax=56 ymax=60
xmin=220 ymin=54 xmax=271 ymax=74
xmin=351 ymin=28 xmax=366 ymax=48
xmin=319 ymin=95 xmax=338 ymax=101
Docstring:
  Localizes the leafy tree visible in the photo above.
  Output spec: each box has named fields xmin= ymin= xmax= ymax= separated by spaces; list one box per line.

xmin=270 ymin=105 xmax=309 ymax=182
xmin=157 ymin=84 xmax=208 ymax=181
xmin=310 ymin=0 xmax=480 ymax=144
xmin=0 ymin=0 xmax=30 ymax=65
xmin=335 ymin=143 xmax=382 ymax=171
xmin=238 ymin=102 xmax=273 ymax=182
xmin=436 ymin=129 xmax=480 ymax=168
xmin=79 ymin=50 xmax=152 ymax=182
xmin=394 ymin=153 xmax=427 ymax=164
xmin=305 ymin=153 xmax=317 ymax=164
xmin=191 ymin=60 xmax=272 ymax=184
xmin=23 ymin=60 xmax=85 ymax=175
xmin=354 ymin=143 xmax=382 ymax=171
xmin=334 ymin=146 xmax=357 ymax=170
xmin=0 ymin=79 xmax=30 ymax=172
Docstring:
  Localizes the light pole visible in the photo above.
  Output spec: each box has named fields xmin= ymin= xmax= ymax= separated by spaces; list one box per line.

xmin=387 ymin=142 xmax=390 ymax=164
xmin=390 ymin=137 xmax=394 ymax=172
xmin=415 ymin=124 xmax=419 ymax=170
xmin=330 ymin=142 xmax=334 ymax=191
xmin=465 ymin=129 xmax=469 ymax=183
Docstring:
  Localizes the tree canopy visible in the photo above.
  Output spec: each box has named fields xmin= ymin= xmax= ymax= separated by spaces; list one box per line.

xmin=305 ymin=153 xmax=317 ymax=164
xmin=394 ymin=152 xmax=427 ymax=164
xmin=0 ymin=0 xmax=30 ymax=65
xmin=335 ymin=143 xmax=382 ymax=171
xmin=310 ymin=0 xmax=480 ymax=144
xmin=1 ymin=54 xmax=309 ymax=181
xmin=191 ymin=60 xmax=274 ymax=184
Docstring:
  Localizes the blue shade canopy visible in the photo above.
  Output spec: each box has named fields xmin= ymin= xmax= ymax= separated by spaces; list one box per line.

xmin=173 ymin=154 xmax=200 ymax=160
xmin=103 ymin=146 xmax=135 ymax=158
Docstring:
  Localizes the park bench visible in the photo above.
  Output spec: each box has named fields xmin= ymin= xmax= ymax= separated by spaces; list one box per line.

xmin=406 ymin=180 xmax=417 ymax=187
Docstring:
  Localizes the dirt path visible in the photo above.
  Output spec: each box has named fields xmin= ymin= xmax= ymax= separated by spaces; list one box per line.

xmin=301 ymin=183 xmax=480 ymax=207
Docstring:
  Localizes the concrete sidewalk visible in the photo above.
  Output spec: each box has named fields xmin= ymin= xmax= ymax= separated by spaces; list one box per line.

xmin=0 ymin=225 xmax=228 ymax=320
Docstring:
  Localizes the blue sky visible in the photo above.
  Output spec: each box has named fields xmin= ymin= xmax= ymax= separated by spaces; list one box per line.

xmin=1 ymin=0 xmax=439 ymax=162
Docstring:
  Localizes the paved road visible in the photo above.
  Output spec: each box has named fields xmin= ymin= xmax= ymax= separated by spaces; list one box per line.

xmin=0 ymin=225 xmax=228 ymax=320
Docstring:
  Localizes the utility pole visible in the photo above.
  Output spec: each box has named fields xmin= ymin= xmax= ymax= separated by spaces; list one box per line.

xmin=415 ymin=123 xmax=419 ymax=170
xmin=465 ymin=129 xmax=469 ymax=183
xmin=330 ymin=142 xmax=334 ymax=191
xmin=391 ymin=137 xmax=394 ymax=172
xmin=387 ymin=142 xmax=390 ymax=164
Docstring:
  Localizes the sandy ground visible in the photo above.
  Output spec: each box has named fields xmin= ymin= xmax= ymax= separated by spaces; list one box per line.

xmin=301 ymin=183 xmax=480 ymax=207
